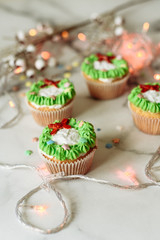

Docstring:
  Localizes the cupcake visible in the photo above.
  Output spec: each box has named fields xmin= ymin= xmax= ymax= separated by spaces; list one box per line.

xmin=81 ymin=52 xmax=129 ymax=99
xmin=128 ymin=83 xmax=160 ymax=135
xmin=26 ymin=78 xmax=76 ymax=126
xmin=38 ymin=118 xmax=97 ymax=175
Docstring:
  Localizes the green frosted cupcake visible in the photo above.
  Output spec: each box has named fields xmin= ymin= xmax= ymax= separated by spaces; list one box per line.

xmin=81 ymin=52 xmax=129 ymax=99
xmin=128 ymin=83 xmax=160 ymax=134
xmin=38 ymin=118 xmax=97 ymax=175
xmin=26 ymin=78 xmax=76 ymax=126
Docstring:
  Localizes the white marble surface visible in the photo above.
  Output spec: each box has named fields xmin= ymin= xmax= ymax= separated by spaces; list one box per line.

xmin=1 ymin=0 xmax=160 ymax=239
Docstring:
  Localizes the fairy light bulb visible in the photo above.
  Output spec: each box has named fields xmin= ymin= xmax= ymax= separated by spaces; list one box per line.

xmin=142 ymin=22 xmax=150 ymax=33
xmin=33 ymin=205 xmax=48 ymax=215
xmin=41 ymin=51 xmax=51 ymax=60
xmin=117 ymin=167 xmax=139 ymax=185
xmin=14 ymin=66 xmax=23 ymax=74
xmin=29 ymin=29 xmax=37 ymax=36
xmin=78 ymin=33 xmax=86 ymax=41
xmin=154 ymin=74 xmax=160 ymax=81
xmin=61 ymin=31 xmax=69 ymax=39
xmin=9 ymin=100 xmax=15 ymax=108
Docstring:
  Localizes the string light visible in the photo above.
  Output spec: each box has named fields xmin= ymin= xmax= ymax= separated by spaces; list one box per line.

xmin=29 ymin=29 xmax=37 ymax=36
xmin=154 ymin=73 xmax=160 ymax=81
xmin=41 ymin=51 xmax=51 ymax=60
xmin=0 ymin=145 xmax=157 ymax=234
xmin=77 ymin=33 xmax=86 ymax=41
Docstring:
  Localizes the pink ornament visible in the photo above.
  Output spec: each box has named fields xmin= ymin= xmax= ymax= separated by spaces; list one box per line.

xmin=112 ymin=32 xmax=155 ymax=75
xmin=62 ymin=144 xmax=70 ymax=150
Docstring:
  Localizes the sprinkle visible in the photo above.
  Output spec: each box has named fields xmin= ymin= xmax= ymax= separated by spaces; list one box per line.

xmin=65 ymin=65 xmax=72 ymax=71
xmin=47 ymin=140 xmax=55 ymax=145
xmin=80 ymin=137 xmax=87 ymax=143
xmin=32 ymin=137 xmax=39 ymax=142
xmin=105 ymin=143 xmax=113 ymax=149
xmin=72 ymin=61 xmax=79 ymax=67
xmin=64 ymin=82 xmax=70 ymax=88
xmin=58 ymin=64 xmax=63 ymax=69
xmin=112 ymin=138 xmax=120 ymax=144
xmin=96 ymin=128 xmax=101 ymax=131
xmin=62 ymin=144 xmax=70 ymax=150
xmin=63 ymin=72 xmax=71 ymax=78
xmin=51 ymin=96 xmax=56 ymax=100
xmin=116 ymin=125 xmax=123 ymax=131
xmin=30 ymin=91 xmax=36 ymax=95
xmin=79 ymin=121 xmax=84 ymax=127
xmin=25 ymin=150 xmax=33 ymax=156
xmin=19 ymin=75 xmax=26 ymax=81
xmin=25 ymin=81 xmax=32 ymax=87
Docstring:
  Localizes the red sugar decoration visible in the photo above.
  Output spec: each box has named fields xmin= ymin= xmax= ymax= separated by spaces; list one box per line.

xmin=48 ymin=118 xmax=71 ymax=135
xmin=96 ymin=53 xmax=116 ymax=63
xmin=40 ymin=79 xmax=60 ymax=88
xmin=139 ymin=84 xmax=160 ymax=93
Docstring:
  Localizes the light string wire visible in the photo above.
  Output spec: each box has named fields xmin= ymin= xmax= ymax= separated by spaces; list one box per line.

xmin=0 ymin=146 xmax=159 ymax=234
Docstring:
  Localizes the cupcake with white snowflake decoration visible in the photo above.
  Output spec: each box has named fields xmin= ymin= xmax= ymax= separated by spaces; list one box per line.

xmin=81 ymin=52 xmax=129 ymax=99
xmin=38 ymin=118 xmax=97 ymax=175
xmin=128 ymin=83 xmax=160 ymax=135
xmin=26 ymin=78 xmax=76 ymax=126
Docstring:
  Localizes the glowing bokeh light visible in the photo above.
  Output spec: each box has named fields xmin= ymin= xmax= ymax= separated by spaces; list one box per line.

xmin=127 ymin=43 xmax=133 ymax=49
xmin=117 ymin=167 xmax=139 ymax=185
xmin=29 ymin=29 xmax=37 ymax=36
xmin=34 ymin=205 xmax=48 ymax=215
xmin=143 ymin=22 xmax=150 ymax=33
xmin=137 ymin=51 xmax=143 ymax=58
xmin=9 ymin=101 xmax=15 ymax=108
xmin=154 ymin=73 xmax=160 ymax=81
xmin=41 ymin=51 xmax=51 ymax=60
xmin=61 ymin=31 xmax=69 ymax=39
xmin=78 ymin=33 xmax=86 ymax=41
xmin=14 ymin=67 xmax=23 ymax=74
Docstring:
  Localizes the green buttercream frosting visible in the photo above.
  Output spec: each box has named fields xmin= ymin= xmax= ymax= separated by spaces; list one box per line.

xmin=128 ymin=83 xmax=160 ymax=113
xmin=39 ymin=118 xmax=96 ymax=161
xmin=26 ymin=78 xmax=76 ymax=106
xmin=81 ymin=52 xmax=129 ymax=80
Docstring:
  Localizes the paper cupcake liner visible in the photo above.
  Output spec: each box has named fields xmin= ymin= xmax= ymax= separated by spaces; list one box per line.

xmin=84 ymin=73 xmax=129 ymax=100
xmin=128 ymin=102 xmax=160 ymax=135
xmin=39 ymin=148 xmax=96 ymax=175
xmin=27 ymin=99 xmax=74 ymax=126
